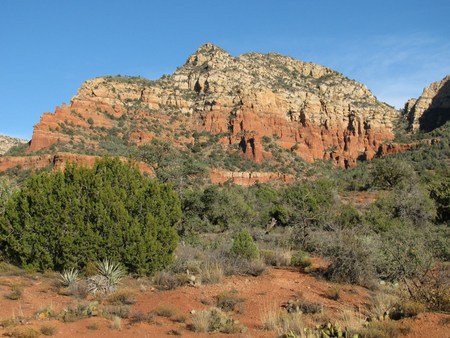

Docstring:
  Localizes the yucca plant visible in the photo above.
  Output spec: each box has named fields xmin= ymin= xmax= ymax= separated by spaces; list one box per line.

xmin=88 ymin=259 xmax=126 ymax=294
xmin=59 ymin=268 xmax=79 ymax=287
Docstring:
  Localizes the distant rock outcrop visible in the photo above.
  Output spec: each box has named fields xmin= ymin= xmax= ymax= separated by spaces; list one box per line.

xmin=405 ymin=75 xmax=450 ymax=132
xmin=0 ymin=152 xmax=154 ymax=175
xmin=0 ymin=135 xmax=28 ymax=155
xmin=27 ymin=43 xmax=400 ymax=169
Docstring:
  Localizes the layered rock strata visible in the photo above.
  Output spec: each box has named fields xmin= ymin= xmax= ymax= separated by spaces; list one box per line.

xmin=29 ymin=43 xmax=400 ymax=168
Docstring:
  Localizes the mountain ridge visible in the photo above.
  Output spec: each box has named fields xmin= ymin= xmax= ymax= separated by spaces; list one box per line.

xmin=27 ymin=43 xmax=401 ymax=170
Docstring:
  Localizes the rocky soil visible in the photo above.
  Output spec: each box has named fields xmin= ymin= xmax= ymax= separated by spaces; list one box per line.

xmin=0 ymin=264 xmax=448 ymax=338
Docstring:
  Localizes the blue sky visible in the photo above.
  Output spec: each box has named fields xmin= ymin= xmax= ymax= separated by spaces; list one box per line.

xmin=1 ymin=0 xmax=449 ymax=139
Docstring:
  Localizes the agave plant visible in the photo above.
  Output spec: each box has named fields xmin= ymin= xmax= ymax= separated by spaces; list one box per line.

xmin=59 ymin=267 xmax=79 ymax=287
xmin=88 ymin=259 xmax=126 ymax=294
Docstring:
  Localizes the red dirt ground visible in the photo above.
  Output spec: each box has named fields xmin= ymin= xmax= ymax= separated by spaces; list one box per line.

xmin=0 ymin=264 xmax=448 ymax=337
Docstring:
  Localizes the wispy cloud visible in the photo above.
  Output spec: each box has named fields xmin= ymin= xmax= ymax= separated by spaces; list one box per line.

xmin=323 ymin=33 xmax=450 ymax=107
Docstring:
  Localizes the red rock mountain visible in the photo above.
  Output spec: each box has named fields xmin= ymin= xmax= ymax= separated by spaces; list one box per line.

xmin=27 ymin=43 xmax=401 ymax=169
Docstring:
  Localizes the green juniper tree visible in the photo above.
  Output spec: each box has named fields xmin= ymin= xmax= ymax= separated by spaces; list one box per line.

xmin=0 ymin=157 xmax=181 ymax=274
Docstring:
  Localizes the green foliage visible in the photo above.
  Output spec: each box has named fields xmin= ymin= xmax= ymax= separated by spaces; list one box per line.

xmin=376 ymin=224 xmax=433 ymax=282
xmin=319 ymin=229 xmax=376 ymax=287
xmin=180 ymin=185 xmax=254 ymax=234
xmin=0 ymin=157 xmax=181 ymax=274
xmin=88 ymin=259 xmax=126 ymax=294
xmin=428 ymin=171 xmax=450 ymax=224
xmin=0 ymin=178 xmax=15 ymax=217
xmin=290 ymin=250 xmax=312 ymax=269
xmin=231 ymin=229 xmax=259 ymax=260
xmin=371 ymin=157 xmax=416 ymax=189
xmin=59 ymin=268 xmax=79 ymax=287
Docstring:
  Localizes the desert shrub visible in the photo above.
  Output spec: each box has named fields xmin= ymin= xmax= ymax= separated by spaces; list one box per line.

xmin=191 ymin=307 xmax=246 ymax=333
xmin=325 ymin=287 xmax=341 ymax=301
xmin=59 ymin=268 xmax=79 ymax=287
xmin=216 ymin=290 xmax=244 ymax=312
xmin=88 ymin=259 xmax=126 ymax=294
xmin=107 ymin=288 xmax=136 ymax=305
xmin=5 ymin=327 xmax=40 ymax=338
xmin=376 ymin=224 xmax=433 ymax=282
xmin=102 ymin=305 xmax=130 ymax=319
xmin=181 ymin=185 xmax=254 ymax=233
xmin=231 ymin=229 xmax=259 ymax=260
xmin=359 ymin=320 xmax=408 ymax=338
xmin=321 ymin=229 xmax=376 ymax=287
xmin=0 ymin=178 xmax=16 ymax=217
xmin=371 ymin=157 xmax=416 ymax=189
xmin=110 ymin=316 xmax=122 ymax=330
xmin=40 ymin=325 xmax=57 ymax=336
xmin=428 ymin=171 xmax=450 ymax=224
xmin=260 ymin=249 xmax=291 ymax=267
xmin=280 ymin=179 xmax=337 ymax=231
xmin=390 ymin=300 xmax=426 ymax=319
xmin=223 ymin=256 xmax=267 ymax=277
xmin=5 ymin=284 xmax=22 ymax=300
xmin=128 ymin=311 xmax=155 ymax=325
xmin=261 ymin=307 xmax=305 ymax=336
xmin=283 ymin=294 xmax=322 ymax=314
xmin=290 ymin=250 xmax=312 ymax=269
xmin=200 ymin=262 xmax=224 ymax=284
xmin=152 ymin=271 xmax=187 ymax=290
xmin=59 ymin=303 xmax=96 ymax=322
xmin=0 ymin=157 xmax=181 ymax=274
xmin=153 ymin=305 xmax=176 ymax=318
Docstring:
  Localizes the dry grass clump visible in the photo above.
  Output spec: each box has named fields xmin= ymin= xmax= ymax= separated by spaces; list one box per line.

xmin=283 ymin=292 xmax=323 ymax=315
xmin=153 ymin=305 xmax=176 ymax=318
xmin=369 ymin=287 xmax=399 ymax=320
xmin=110 ymin=316 xmax=122 ymax=330
xmin=361 ymin=320 xmax=410 ymax=338
xmin=5 ymin=284 xmax=23 ymax=300
xmin=152 ymin=271 xmax=186 ymax=290
xmin=4 ymin=327 xmax=40 ymax=338
xmin=191 ymin=307 xmax=246 ymax=334
xmin=40 ymin=325 xmax=57 ymax=336
xmin=260 ymin=249 xmax=292 ymax=267
xmin=324 ymin=286 xmax=341 ymax=301
xmin=128 ymin=311 xmax=155 ymax=325
xmin=107 ymin=288 xmax=137 ymax=305
xmin=200 ymin=262 xmax=224 ymax=284
xmin=216 ymin=289 xmax=244 ymax=312
xmin=260 ymin=305 xmax=306 ymax=337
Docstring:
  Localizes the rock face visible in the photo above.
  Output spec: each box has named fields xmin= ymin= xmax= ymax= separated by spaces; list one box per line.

xmin=28 ymin=43 xmax=400 ymax=168
xmin=210 ymin=169 xmax=294 ymax=186
xmin=0 ymin=135 xmax=28 ymax=155
xmin=405 ymin=75 xmax=450 ymax=132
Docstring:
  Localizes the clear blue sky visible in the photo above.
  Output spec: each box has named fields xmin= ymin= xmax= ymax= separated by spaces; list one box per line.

xmin=1 ymin=0 xmax=449 ymax=139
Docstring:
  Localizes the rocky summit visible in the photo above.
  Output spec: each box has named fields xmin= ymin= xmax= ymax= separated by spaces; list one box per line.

xmin=27 ymin=43 xmax=403 ymax=169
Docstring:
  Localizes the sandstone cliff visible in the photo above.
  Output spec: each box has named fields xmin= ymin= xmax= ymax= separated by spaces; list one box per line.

xmin=0 ymin=135 xmax=28 ymax=155
xmin=405 ymin=75 xmax=450 ymax=132
xmin=29 ymin=43 xmax=400 ymax=169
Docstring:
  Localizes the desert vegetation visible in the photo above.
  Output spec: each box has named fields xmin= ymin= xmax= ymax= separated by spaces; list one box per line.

xmin=0 ymin=118 xmax=449 ymax=336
